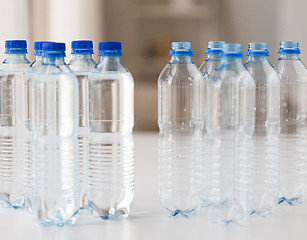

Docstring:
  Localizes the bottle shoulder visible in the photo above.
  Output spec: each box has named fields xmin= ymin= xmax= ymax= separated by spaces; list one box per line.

xmin=274 ymin=59 xmax=307 ymax=80
xmin=68 ymin=58 xmax=96 ymax=72
xmin=158 ymin=62 xmax=203 ymax=85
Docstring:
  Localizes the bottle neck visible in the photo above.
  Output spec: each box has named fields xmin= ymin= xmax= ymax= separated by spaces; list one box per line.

xmin=170 ymin=55 xmax=193 ymax=64
xmin=220 ymin=57 xmax=243 ymax=65
xmin=72 ymin=54 xmax=93 ymax=61
xmin=99 ymin=56 xmax=121 ymax=63
xmin=43 ymin=56 xmax=65 ymax=65
xmin=207 ymin=54 xmax=221 ymax=61
xmin=247 ymin=56 xmax=269 ymax=61
xmin=4 ymin=53 xmax=29 ymax=63
xmin=279 ymin=53 xmax=300 ymax=60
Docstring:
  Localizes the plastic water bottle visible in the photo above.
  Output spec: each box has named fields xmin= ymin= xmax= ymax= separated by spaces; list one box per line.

xmin=158 ymin=42 xmax=204 ymax=217
xmin=199 ymin=40 xmax=225 ymax=207
xmin=244 ymin=43 xmax=280 ymax=216
xmin=199 ymin=41 xmax=226 ymax=78
xmin=0 ymin=40 xmax=30 ymax=208
xmin=24 ymin=41 xmax=51 ymax=212
xmin=274 ymin=41 xmax=307 ymax=205
xmin=88 ymin=42 xmax=134 ymax=219
xmin=31 ymin=42 xmax=79 ymax=226
xmin=68 ymin=40 xmax=95 ymax=208
xmin=206 ymin=43 xmax=255 ymax=224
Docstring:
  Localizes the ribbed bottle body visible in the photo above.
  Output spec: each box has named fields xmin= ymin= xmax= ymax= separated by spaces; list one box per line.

xmin=245 ymin=56 xmax=280 ymax=215
xmin=31 ymin=69 xmax=80 ymax=226
xmin=0 ymin=56 xmax=30 ymax=208
xmin=88 ymin=67 xmax=134 ymax=219
xmin=206 ymin=59 xmax=255 ymax=224
xmin=158 ymin=60 xmax=204 ymax=217
xmin=274 ymin=56 xmax=307 ymax=205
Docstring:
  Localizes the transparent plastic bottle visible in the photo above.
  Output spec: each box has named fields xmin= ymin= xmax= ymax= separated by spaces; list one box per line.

xmin=24 ymin=41 xmax=51 ymax=212
xmin=31 ymin=42 xmax=79 ymax=226
xmin=244 ymin=43 xmax=280 ymax=216
xmin=199 ymin=41 xmax=226 ymax=78
xmin=68 ymin=40 xmax=96 ymax=208
xmin=206 ymin=43 xmax=255 ymax=224
xmin=274 ymin=41 xmax=307 ymax=205
xmin=158 ymin=42 xmax=204 ymax=217
xmin=199 ymin=41 xmax=225 ymax=207
xmin=0 ymin=40 xmax=30 ymax=208
xmin=88 ymin=42 xmax=134 ymax=219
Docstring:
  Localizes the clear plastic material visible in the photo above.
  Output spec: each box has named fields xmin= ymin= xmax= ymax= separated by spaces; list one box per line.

xmin=158 ymin=42 xmax=204 ymax=217
xmin=88 ymin=54 xmax=134 ymax=219
xmin=206 ymin=43 xmax=255 ymax=224
xmin=68 ymin=54 xmax=95 ymax=208
xmin=30 ymin=52 xmax=79 ymax=226
xmin=0 ymin=53 xmax=30 ymax=208
xmin=274 ymin=41 xmax=307 ymax=205
xmin=24 ymin=54 xmax=44 ymax=212
xmin=245 ymin=43 xmax=280 ymax=216
xmin=199 ymin=41 xmax=225 ymax=207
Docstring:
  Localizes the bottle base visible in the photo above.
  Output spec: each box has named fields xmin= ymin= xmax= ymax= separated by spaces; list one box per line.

xmin=164 ymin=207 xmax=199 ymax=218
xmin=278 ymin=196 xmax=302 ymax=206
xmin=88 ymin=201 xmax=131 ymax=220
xmin=37 ymin=210 xmax=79 ymax=227
xmin=0 ymin=193 xmax=24 ymax=209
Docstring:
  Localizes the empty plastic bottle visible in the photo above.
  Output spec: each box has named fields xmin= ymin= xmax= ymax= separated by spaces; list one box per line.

xmin=199 ymin=41 xmax=226 ymax=78
xmin=68 ymin=40 xmax=95 ymax=208
xmin=199 ymin=40 xmax=225 ymax=207
xmin=31 ymin=42 xmax=79 ymax=226
xmin=158 ymin=42 xmax=204 ymax=217
xmin=206 ymin=43 xmax=255 ymax=224
xmin=88 ymin=42 xmax=134 ymax=219
xmin=245 ymin=42 xmax=280 ymax=216
xmin=274 ymin=41 xmax=307 ymax=205
xmin=24 ymin=41 xmax=51 ymax=212
xmin=0 ymin=40 xmax=30 ymax=208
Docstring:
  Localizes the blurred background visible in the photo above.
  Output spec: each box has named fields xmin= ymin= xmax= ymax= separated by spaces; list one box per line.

xmin=0 ymin=0 xmax=306 ymax=131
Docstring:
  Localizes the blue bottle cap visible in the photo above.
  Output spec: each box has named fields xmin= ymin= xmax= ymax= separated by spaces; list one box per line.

xmin=246 ymin=42 xmax=269 ymax=56
xmin=34 ymin=41 xmax=54 ymax=56
xmin=170 ymin=42 xmax=193 ymax=56
xmin=5 ymin=40 xmax=27 ymax=54
xmin=42 ymin=42 xmax=66 ymax=57
xmin=71 ymin=40 xmax=93 ymax=54
xmin=99 ymin=42 xmax=122 ymax=56
xmin=278 ymin=41 xmax=300 ymax=54
xmin=206 ymin=41 xmax=226 ymax=54
xmin=220 ymin=43 xmax=243 ymax=58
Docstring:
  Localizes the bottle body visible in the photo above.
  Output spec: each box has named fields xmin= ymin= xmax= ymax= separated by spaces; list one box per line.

xmin=245 ymin=55 xmax=280 ymax=215
xmin=88 ymin=56 xmax=134 ymax=219
xmin=0 ymin=54 xmax=30 ymax=208
xmin=274 ymin=53 xmax=307 ymax=205
xmin=69 ymin=54 xmax=95 ymax=208
xmin=158 ymin=53 xmax=204 ymax=217
xmin=31 ymin=54 xmax=80 ymax=226
xmin=206 ymin=49 xmax=255 ymax=224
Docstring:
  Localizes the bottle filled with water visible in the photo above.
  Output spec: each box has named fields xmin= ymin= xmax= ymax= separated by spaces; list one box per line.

xmin=68 ymin=40 xmax=96 ymax=208
xmin=274 ymin=41 xmax=307 ymax=205
xmin=206 ymin=43 xmax=255 ymax=224
xmin=0 ymin=40 xmax=30 ymax=208
xmin=199 ymin=40 xmax=225 ymax=207
xmin=88 ymin=42 xmax=134 ymax=219
xmin=24 ymin=41 xmax=51 ymax=212
xmin=31 ymin=42 xmax=79 ymax=226
xmin=245 ymin=42 xmax=280 ymax=216
xmin=158 ymin=42 xmax=204 ymax=217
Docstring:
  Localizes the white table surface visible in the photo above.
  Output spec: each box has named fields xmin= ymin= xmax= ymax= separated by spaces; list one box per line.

xmin=0 ymin=132 xmax=307 ymax=240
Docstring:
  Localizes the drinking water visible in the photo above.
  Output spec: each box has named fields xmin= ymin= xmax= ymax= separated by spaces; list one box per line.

xmin=158 ymin=42 xmax=204 ymax=217
xmin=88 ymin=42 xmax=134 ymax=219
xmin=274 ymin=41 xmax=307 ymax=205
xmin=0 ymin=40 xmax=30 ymax=208
xmin=68 ymin=40 xmax=96 ymax=208
xmin=31 ymin=42 xmax=79 ymax=226
xmin=206 ymin=43 xmax=255 ymax=224
xmin=245 ymin=42 xmax=280 ymax=216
